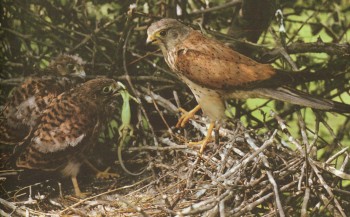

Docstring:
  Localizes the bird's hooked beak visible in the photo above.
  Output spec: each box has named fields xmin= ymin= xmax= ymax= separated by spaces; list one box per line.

xmin=116 ymin=81 xmax=126 ymax=91
xmin=71 ymin=66 xmax=86 ymax=79
xmin=112 ymin=81 xmax=126 ymax=97
xmin=146 ymin=34 xmax=157 ymax=45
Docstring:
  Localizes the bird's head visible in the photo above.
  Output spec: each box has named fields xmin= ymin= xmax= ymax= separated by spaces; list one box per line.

xmin=49 ymin=54 xmax=86 ymax=78
xmin=77 ymin=78 xmax=125 ymax=107
xmin=147 ymin=18 xmax=191 ymax=52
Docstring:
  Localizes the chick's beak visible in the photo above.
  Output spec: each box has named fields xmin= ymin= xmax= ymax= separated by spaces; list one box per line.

xmin=117 ymin=81 xmax=126 ymax=90
xmin=72 ymin=66 xmax=86 ymax=79
xmin=146 ymin=34 xmax=157 ymax=44
xmin=111 ymin=81 xmax=126 ymax=97
xmin=76 ymin=70 xmax=86 ymax=79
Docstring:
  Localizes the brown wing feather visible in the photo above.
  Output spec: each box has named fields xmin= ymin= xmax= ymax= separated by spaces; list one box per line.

xmin=1 ymin=76 xmax=81 ymax=145
xmin=16 ymin=92 xmax=98 ymax=171
xmin=174 ymin=31 xmax=276 ymax=90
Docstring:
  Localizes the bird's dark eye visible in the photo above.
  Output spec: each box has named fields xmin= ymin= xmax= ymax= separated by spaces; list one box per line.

xmin=159 ymin=30 xmax=167 ymax=36
xmin=67 ymin=64 xmax=74 ymax=71
xmin=102 ymin=86 xmax=112 ymax=94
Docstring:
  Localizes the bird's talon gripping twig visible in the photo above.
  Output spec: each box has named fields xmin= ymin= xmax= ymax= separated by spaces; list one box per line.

xmin=176 ymin=105 xmax=201 ymax=128
xmin=187 ymin=121 xmax=215 ymax=154
xmin=188 ymin=137 xmax=212 ymax=154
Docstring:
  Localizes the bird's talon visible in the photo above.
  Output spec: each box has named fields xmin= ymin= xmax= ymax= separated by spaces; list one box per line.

xmin=178 ymin=107 xmax=187 ymax=113
xmin=96 ymin=167 xmax=119 ymax=179
xmin=176 ymin=108 xmax=190 ymax=128
xmin=187 ymin=121 xmax=215 ymax=154
xmin=176 ymin=105 xmax=201 ymax=128
xmin=188 ymin=136 xmax=212 ymax=154
xmin=75 ymin=191 xmax=90 ymax=199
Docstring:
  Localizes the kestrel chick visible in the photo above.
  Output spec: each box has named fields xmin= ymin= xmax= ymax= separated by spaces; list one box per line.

xmin=46 ymin=53 xmax=86 ymax=78
xmin=14 ymin=78 xmax=123 ymax=198
xmin=147 ymin=19 xmax=350 ymax=153
xmin=1 ymin=54 xmax=86 ymax=144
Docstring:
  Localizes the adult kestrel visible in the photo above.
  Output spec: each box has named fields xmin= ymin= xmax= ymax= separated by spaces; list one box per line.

xmin=147 ymin=18 xmax=350 ymax=153
xmin=0 ymin=54 xmax=86 ymax=145
xmin=14 ymin=78 xmax=123 ymax=198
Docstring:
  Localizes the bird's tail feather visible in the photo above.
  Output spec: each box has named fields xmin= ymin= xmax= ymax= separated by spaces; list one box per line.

xmin=257 ymin=86 xmax=350 ymax=113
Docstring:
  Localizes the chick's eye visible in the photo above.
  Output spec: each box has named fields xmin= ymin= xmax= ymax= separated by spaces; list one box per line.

xmin=159 ymin=30 xmax=167 ymax=36
xmin=102 ymin=86 xmax=112 ymax=94
xmin=67 ymin=64 xmax=74 ymax=70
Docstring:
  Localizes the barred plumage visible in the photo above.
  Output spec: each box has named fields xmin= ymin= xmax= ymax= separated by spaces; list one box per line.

xmin=14 ymin=78 xmax=122 ymax=198
xmin=1 ymin=54 xmax=86 ymax=144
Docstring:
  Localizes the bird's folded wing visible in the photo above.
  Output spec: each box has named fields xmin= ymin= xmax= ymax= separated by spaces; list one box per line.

xmin=175 ymin=31 xmax=276 ymax=90
xmin=15 ymin=95 xmax=97 ymax=170
xmin=31 ymin=99 xmax=95 ymax=153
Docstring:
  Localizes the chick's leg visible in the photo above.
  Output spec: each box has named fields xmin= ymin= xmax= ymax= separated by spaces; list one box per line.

xmin=71 ymin=176 xmax=88 ymax=198
xmin=84 ymin=159 xmax=119 ymax=179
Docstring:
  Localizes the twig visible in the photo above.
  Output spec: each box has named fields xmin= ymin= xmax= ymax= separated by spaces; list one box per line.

xmin=301 ymin=187 xmax=311 ymax=217
xmin=309 ymin=161 xmax=346 ymax=217
xmin=270 ymin=110 xmax=304 ymax=154
xmin=245 ymin=131 xmax=285 ymax=217
xmin=60 ymin=176 xmax=153 ymax=214
xmin=189 ymin=0 xmax=242 ymax=16
xmin=232 ymin=181 xmax=297 ymax=216
xmin=0 ymin=198 xmax=27 ymax=217
xmin=219 ymin=129 xmax=276 ymax=181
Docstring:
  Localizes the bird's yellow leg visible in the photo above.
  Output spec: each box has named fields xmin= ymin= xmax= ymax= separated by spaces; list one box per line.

xmin=188 ymin=121 xmax=215 ymax=154
xmin=71 ymin=176 xmax=88 ymax=198
xmin=176 ymin=105 xmax=201 ymax=128
xmin=84 ymin=159 xmax=119 ymax=179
